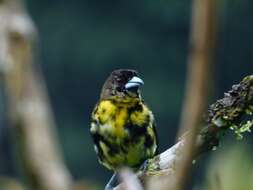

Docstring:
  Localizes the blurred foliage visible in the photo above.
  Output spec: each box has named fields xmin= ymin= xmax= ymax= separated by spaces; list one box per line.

xmin=0 ymin=0 xmax=252 ymax=188
xmin=195 ymin=142 xmax=253 ymax=190
xmin=0 ymin=177 xmax=25 ymax=190
xmin=73 ymin=179 xmax=102 ymax=190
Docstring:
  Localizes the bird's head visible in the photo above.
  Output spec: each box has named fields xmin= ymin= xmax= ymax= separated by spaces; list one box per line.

xmin=100 ymin=69 xmax=144 ymax=101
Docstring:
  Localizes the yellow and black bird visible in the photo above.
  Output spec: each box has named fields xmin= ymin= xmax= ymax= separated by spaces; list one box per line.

xmin=90 ymin=69 xmax=158 ymax=189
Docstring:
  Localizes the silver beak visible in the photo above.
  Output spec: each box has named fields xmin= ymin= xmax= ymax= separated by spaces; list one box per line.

xmin=125 ymin=76 xmax=144 ymax=89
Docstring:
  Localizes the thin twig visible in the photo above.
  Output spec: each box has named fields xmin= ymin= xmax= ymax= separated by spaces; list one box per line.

xmin=115 ymin=168 xmax=143 ymax=190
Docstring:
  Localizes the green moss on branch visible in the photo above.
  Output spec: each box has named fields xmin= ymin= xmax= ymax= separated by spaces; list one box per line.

xmin=198 ymin=75 xmax=253 ymax=153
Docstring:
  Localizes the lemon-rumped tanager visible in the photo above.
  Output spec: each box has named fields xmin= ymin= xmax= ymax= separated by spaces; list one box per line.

xmin=90 ymin=69 xmax=158 ymax=189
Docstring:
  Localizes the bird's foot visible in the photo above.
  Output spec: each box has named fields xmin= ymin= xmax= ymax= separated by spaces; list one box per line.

xmin=105 ymin=172 xmax=118 ymax=190
xmin=139 ymin=159 xmax=149 ymax=171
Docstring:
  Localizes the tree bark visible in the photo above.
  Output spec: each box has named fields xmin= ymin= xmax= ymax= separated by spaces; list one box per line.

xmin=0 ymin=0 xmax=73 ymax=190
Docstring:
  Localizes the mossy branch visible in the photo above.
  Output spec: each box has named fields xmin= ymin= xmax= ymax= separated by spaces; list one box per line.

xmin=198 ymin=75 xmax=253 ymax=153
xmin=115 ymin=75 xmax=253 ymax=190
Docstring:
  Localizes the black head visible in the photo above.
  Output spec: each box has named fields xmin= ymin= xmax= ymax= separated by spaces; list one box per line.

xmin=100 ymin=69 xmax=144 ymax=100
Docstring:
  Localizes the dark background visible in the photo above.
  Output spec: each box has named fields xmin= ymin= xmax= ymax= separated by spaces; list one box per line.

xmin=0 ymin=0 xmax=253 ymax=188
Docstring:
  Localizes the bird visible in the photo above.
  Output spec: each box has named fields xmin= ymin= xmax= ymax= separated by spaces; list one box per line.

xmin=90 ymin=69 xmax=158 ymax=190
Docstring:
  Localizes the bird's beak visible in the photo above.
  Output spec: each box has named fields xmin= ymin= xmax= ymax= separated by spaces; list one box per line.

xmin=125 ymin=76 xmax=144 ymax=89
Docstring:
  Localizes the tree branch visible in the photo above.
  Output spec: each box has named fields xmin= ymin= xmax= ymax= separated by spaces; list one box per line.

xmin=115 ymin=75 xmax=253 ymax=189
xmin=174 ymin=0 xmax=218 ymax=189
xmin=0 ymin=0 xmax=73 ymax=189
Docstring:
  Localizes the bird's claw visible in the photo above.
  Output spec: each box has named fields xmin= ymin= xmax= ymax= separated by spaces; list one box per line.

xmin=139 ymin=159 xmax=149 ymax=171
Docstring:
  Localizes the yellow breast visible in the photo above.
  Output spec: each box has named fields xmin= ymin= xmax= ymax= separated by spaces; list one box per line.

xmin=91 ymin=98 xmax=157 ymax=170
xmin=93 ymin=99 xmax=151 ymax=137
xmin=94 ymin=100 xmax=128 ymax=137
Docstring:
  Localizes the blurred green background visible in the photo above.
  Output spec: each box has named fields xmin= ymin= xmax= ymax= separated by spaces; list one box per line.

xmin=0 ymin=0 xmax=253 ymax=188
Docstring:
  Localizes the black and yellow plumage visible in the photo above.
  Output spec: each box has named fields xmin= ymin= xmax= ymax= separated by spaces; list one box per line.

xmin=90 ymin=69 xmax=158 ymax=188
